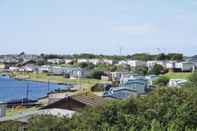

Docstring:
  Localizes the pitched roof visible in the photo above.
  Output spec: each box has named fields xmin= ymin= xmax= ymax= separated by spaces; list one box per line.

xmin=42 ymin=93 xmax=106 ymax=111
xmin=71 ymin=93 xmax=105 ymax=107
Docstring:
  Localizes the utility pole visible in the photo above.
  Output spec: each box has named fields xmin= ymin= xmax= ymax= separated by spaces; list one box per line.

xmin=119 ymin=46 xmax=123 ymax=56
xmin=26 ymin=82 xmax=30 ymax=101
xmin=47 ymin=79 xmax=50 ymax=92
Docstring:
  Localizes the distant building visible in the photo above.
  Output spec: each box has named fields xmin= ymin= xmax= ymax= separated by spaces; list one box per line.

xmin=89 ymin=59 xmax=104 ymax=65
xmin=103 ymin=59 xmax=116 ymax=65
xmin=23 ymin=64 xmax=39 ymax=72
xmin=146 ymin=60 xmax=166 ymax=69
xmin=175 ymin=62 xmax=195 ymax=72
xmin=47 ymin=59 xmax=64 ymax=64
xmin=49 ymin=66 xmax=65 ymax=75
xmin=69 ymin=68 xmax=89 ymax=79
xmin=127 ymin=60 xmax=146 ymax=67
xmin=77 ymin=59 xmax=89 ymax=63
xmin=118 ymin=60 xmax=128 ymax=65
xmin=166 ymin=61 xmax=176 ymax=70
xmin=39 ymin=65 xmax=51 ymax=73
xmin=9 ymin=66 xmax=20 ymax=72
xmin=110 ymin=72 xmax=130 ymax=81
xmin=64 ymin=59 xmax=73 ymax=64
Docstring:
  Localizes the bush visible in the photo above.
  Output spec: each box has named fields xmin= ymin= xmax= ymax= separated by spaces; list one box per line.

xmin=88 ymin=70 xmax=105 ymax=79
xmin=79 ymin=62 xmax=95 ymax=69
xmin=154 ymin=76 xmax=170 ymax=86
xmin=149 ymin=64 xmax=168 ymax=75
xmin=91 ymin=83 xmax=112 ymax=92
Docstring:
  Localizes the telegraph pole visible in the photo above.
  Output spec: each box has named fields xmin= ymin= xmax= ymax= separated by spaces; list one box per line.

xmin=47 ymin=79 xmax=50 ymax=92
xmin=26 ymin=82 xmax=30 ymax=101
xmin=119 ymin=46 xmax=123 ymax=56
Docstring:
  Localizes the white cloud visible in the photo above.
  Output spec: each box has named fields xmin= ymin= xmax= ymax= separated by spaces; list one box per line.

xmin=113 ymin=24 xmax=158 ymax=35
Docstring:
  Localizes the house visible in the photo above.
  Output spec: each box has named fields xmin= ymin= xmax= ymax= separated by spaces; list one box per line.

xmin=175 ymin=62 xmax=195 ymax=72
xmin=103 ymin=75 xmax=150 ymax=99
xmin=118 ymin=60 xmax=128 ymax=65
xmin=77 ymin=59 xmax=89 ymax=63
xmin=103 ymin=59 xmax=116 ymax=65
xmin=110 ymin=72 xmax=130 ymax=81
xmin=69 ymin=68 xmax=89 ymax=79
xmin=49 ymin=66 xmax=65 ymax=75
xmin=89 ymin=59 xmax=104 ymax=65
xmin=42 ymin=93 xmax=105 ymax=111
xmin=2 ymin=57 xmax=19 ymax=64
xmin=39 ymin=65 xmax=51 ymax=73
xmin=9 ymin=66 xmax=20 ymax=72
xmin=146 ymin=60 xmax=166 ymax=69
xmin=23 ymin=64 xmax=39 ymax=72
xmin=168 ymin=79 xmax=188 ymax=87
xmin=47 ymin=59 xmax=64 ymax=64
xmin=127 ymin=60 xmax=146 ymax=67
xmin=166 ymin=61 xmax=176 ymax=70
xmin=185 ymin=56 xmax=197 ymax=68
xmin=64 ymin=59 xmax=73 ymax=64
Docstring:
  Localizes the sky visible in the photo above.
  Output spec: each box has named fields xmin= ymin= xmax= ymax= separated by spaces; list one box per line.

xmin=0 ymin=0 xmax=197 ymax=56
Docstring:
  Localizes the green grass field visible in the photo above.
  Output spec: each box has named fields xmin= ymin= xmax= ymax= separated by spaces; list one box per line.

xmin=163 ymin=72 xmax=192 ymax=79
xmin=10 ymin=72 xmax=109 ymax=91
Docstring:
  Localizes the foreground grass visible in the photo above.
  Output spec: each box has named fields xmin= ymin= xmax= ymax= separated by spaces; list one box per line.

xmin=10 ymin=72 xmax=109 ymax=91
xmin=163 ymin=72 xmax=192 ymax=79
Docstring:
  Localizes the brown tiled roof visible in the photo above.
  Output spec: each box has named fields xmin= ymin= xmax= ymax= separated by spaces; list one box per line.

xmin=42 ymin=93 xmax=106 ymax=111
xmin=71 ymin=94 xmax=105 ymax=107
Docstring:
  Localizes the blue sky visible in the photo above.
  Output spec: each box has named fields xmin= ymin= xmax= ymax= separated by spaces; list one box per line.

xmin=0 ymin=0 xmax=197 ymax=55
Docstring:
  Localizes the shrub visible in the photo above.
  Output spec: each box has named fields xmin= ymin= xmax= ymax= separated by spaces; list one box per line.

xmin=189 ymin=70 xmax=197 ymax=87
xmin=154 ymin=76 xmax=170 ymax=86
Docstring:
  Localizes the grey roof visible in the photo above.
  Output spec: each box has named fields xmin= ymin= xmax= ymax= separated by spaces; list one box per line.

xmin=0 ymin=108 xmax=75 ymax=123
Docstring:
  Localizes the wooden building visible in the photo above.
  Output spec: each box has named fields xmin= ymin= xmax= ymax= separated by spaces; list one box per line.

xmin=42 ymin=93 xmax=105 ymax=111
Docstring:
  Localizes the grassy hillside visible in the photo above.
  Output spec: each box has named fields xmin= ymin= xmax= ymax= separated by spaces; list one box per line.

xmin=163 ymin=72 xmax=192 ymax=79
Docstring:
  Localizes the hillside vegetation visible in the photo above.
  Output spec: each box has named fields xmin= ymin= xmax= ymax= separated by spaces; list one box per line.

xmin=1 ymin=72 xmax=197 ymax=130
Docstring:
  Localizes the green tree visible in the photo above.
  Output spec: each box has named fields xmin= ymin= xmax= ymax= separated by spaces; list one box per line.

xmin=134 ymin=66 xmax=148 ymax=75
xmin=156 ymin=53 xmax=166 ymax=60
xmin=79 ymin=62 xmax=95 ymax=70
xmin=167 ymin=53 xmax=183 ymax=61
xmin=131 ymin=53 xmax=154 ymax=61
xmin=149 ymin=64 xmax=166 ymax=75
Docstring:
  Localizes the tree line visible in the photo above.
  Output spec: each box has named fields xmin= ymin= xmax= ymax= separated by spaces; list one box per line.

xmin=41 ymin=53 xmax=184 ymax=61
